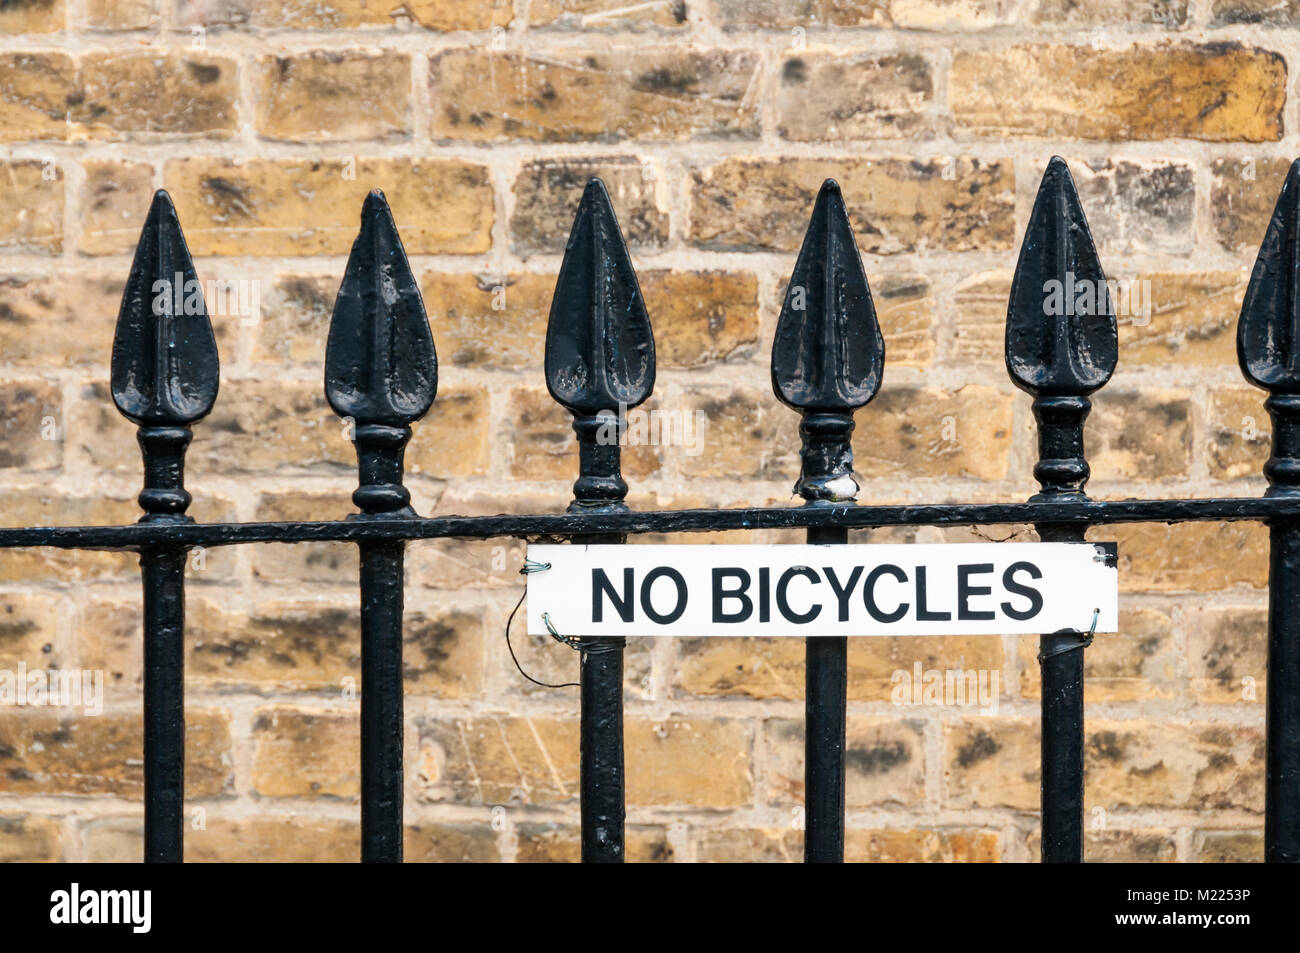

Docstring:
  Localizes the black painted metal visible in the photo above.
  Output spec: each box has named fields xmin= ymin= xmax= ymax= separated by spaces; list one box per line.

xmin=546 ymin=179 xmax=655 ymax=863
xmin=6 ymin=159 xmax=1299 ymax=864
xmin=1239 ymin=159 xmax=1300 ymax=862
xmin=1008 ymin=157 xmax=1118 ymax=863
xmin=326 ymin=190 xmax=438 ymax=863
xmin=111 ymin=191 xmax=219 ymax=863
xmin=774 ymin=180 xmax=884 ymax=862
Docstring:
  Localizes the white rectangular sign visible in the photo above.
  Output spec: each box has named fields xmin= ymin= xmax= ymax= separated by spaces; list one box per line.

xmin=526 ymin=542 xmax=1117 ymax=637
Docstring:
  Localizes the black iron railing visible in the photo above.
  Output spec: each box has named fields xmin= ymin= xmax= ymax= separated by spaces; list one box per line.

xmin=2 ymin=156 xmax=1298 ymax=863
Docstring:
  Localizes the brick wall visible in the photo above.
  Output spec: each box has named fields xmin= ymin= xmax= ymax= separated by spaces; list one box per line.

xmin=0 ymin=0 xmax=1288 ymax=862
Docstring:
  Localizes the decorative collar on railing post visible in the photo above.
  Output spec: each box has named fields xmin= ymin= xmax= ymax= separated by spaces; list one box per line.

xmin=545 ymin=178 xmax=655 ymax=514
xmin=111 ymin=190 xmax=220 ymax=523
xmin=1238 ymin=159 xmax=1300 ymax=499
xmin=325 ymin=190 xmax=437 ymax=517
xmin=772 ymin=179 xmax=884 ymax=505
xmin=1006 ymin=157 xmax=1117 ymax=500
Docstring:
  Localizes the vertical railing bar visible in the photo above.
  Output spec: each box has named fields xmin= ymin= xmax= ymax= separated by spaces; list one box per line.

xmin=544 ymin=178 xmax=655 ymax=863
xmin=325 ymin=191 xmax=438 ymax=863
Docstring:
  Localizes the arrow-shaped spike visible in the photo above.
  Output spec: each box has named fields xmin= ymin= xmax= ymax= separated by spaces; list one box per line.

xmin=1005 ymin=157 xmax=1117 ymax=397
xmin=1239 ymin=159 xmax=1300 ymax=392
xmin=772 ymin=179 xmax=883 ymax=414
xmin=111 ymin=190 xmax=220 ymax=427
xmin=325 ymin=190 xmax=437 ymax=426
xmin=545 ymin=178 xmax=655 ymax=417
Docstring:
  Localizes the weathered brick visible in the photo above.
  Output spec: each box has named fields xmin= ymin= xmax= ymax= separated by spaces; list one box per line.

xmin=0 ymin=491 xmax=138 ymax=583
xmin=677 ymin=387 xmax=796 ymax=480
xmin=417 ymin=715 xmax=579 ymax=805
xmin=516 ymin=823 xmax=673 ymax=862
xmin=1120 ymin=272 xmax=1244 ymax=366
xmin=0 ymin=593 xmax=63 ymax=671
xmin=1191 ymin=830 xmax=1262 ymax=862
xmin=0 ymin=710 xmax=232 ymax=797
xmin=0 ymin=380 xmax=61 ymax=470
xmin=690 ymin=157 xmax=1014 ymax=254
xmin=531 ymin=0 xmax=689 ymax=29
xmin=675 ymin=635 xmax=1002 ymax=702
xmin=173 ymin=0 xmax=513 ymax=30
xmin=508 ymin=387 xmax=660 ymax=481
xmin=1087 ymin=389 xmax=1192 ymax=482
xmin=0 ymin=815 xmax=61 ymax=862
xmin=255 ymin=51 xmax=410 ymax=142
xmin=251 ymin=275 xmax=333 ymax=366
xmin=1027 ymin=827 xmax=1178 ymax=862
xmin=775 ymin=52 xmax=932 ymax=140
xmin=890 ymin=0 xmax=1018 ymax=28
xmin=1213 ymin=0 xmax=1300 ymax=23
xmin=0 ymin=275 xmax=123 ymax=364
xmin=82 ymin=816 xmax=364 ymax=862
xmin=852 ymin=385 xmax=1015 ymax=481
xmin=0 ymin=160 xmax=64 ymax=253
xmin=945 ymin=718 xmax=1039 ymax=809
xmin=511 ymin=156 xmax=667 ymax=253
xmin=1030 ymin=0 xmax=1188 ymax=26
xmin=73 ymin=52 xmax=238 ymax=139
xmin=165 ymin=158 xmax=493 ymax=255
xmin=1067 ymin=159 xmax=1195 ymax=255
xmin=79 ymin=159 xmax=156 ymax=255
xmin=952 ymin=272 xmax=1011 ymax=365
xmin=950 ymin=44 xmax=1285 ymax=141
xmin=766 ymin=716 xmax=924 ymax=807
xmin=696 ymin=828 xmax=802 ymax=862
xmin=1207 ymin=387 xmax=1269 ymax=481
xmin=1019 ymin=607 xmax=1177 ymax=702
xmin=0 ymin=53 xmax=74 ymax=141
xmin=1101 ymin=522 xmax=1267 ymax=592
xmin=87 ymin=0 xmax=159 ymax=30
xmin=1086 ymin=721 xmax=1263 ymax=811
xmin=1187 ymin=606 xmax=1267 ymax=704
xmin=407 ymin=387 xmax=492 ymax=479
xmin=845 ymin=829 xmax=999 ymax=862
xmin=626 ymin=717 xmax=753 ymax=807
xmin=250 ymin=707 xmax=359 ymax=798
xmin=1211 ymin=157 xmax=1293 ymax=253
xmin=714 ymin=0 xmax=888 ymax=27
xmin=406 ymin=822 xmax=502 ymax=862
xmin=430 ymin=49 xmax=759 ymax=142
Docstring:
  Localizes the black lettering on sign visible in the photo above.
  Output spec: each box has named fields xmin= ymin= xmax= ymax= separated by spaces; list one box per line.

xmin=1001 ymin=561 xmax=1044 ymax=621
xmin=823 ymin=565 xmax=863 ymax=622
xmin=914 ymin=566 xmax=951 ymax=621
xmin=641 ymin=566 xmax=688 ymax=625
xmin=713 ymin=568 xmax=753 ymax=623
xmin=592 ymin=567 xmax=633 ymax=623
xmin=864 ymin=564 xmax=908 ymax=623
xmin=758 ymin=567 xmax=771 ymax=623
xmin=957 ymin=563 xmax=996 ymax=621
xmin=776 ymin=566 xmax=822 ymax=624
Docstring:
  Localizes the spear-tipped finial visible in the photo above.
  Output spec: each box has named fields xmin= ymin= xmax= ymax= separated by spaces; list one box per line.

xmin=545 ymin=178 xmax=655 ymax=419
xmin=1007 ymin=157 xmax=1116 ymax=500
xmin=112 ymin=190 xmax=220 ymax=428
xmin=325 ymin=189 xmax=437 ymax=428
xmin=772 ymin=179 xmax=883 ymax=504
xmin=112 ymin=190 xmax=220 ymax=521
xmin=1239 ymin=158 xmax=1300 ymax=393
xmin=326 ymin=190 xmax=437 ymax=516
xmin=1006 ymin=156 xmax=1117 ymax=398
xmin=544 ymin=178 xmax=655 ymax=510
xmin=772 ymin=179 xmax=884 ymax=416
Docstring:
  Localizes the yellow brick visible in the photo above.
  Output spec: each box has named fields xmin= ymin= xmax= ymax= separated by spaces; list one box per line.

xmin=0 ymin=815 xmax=61 ymax=862
xmin=775 ymin=53 xmax=933 ymax=140
xmin=0 ymin=380 xmax=61 ymax=470
xmin=417 ymin=715 xmax=579 ymax=805
xmin=0 ymin=53 xmax=74 ymax=141
xmin=714 ymin=0 xmax=888 ymax=27
xmin=86 ymin=0 xmax=158 ymax=30
xmin=0 ymin=160 xmax=64 ymax=253
xmin=766 ymin=716 xmax=924 ymax=807
xmin=532 ymin=0 xmax=688 ymax=28
xmin=1019 ymin=607 xmax=1177 ymax=702
xmin=0 ymin=593 xmax=63 ymax=670
xmin=164 ymin=158 xmax=493 ymax=256
xmin=1211 ymin=157 xmax=1294 ymax=253
xmin=677 ymin=387 xmax=796 ymax=480
xmin=1120 ymin=272 xmax=1244 ymax=366
xmin=853 ymin=385 xmax=1015 ymax=481
xmin=516 ymin=823 xmax=673 ymax=862
xmin=511 ymin=156 xmax=668 ymax=253
xmin=691 ymin=157 xmax=1014 ymax=254
xmin=508 ymin=387 xmax=660 ymax=481
xmin=696 ymin=828 xmax=802 ymax=862
xmin=1207 ymin=387 xmax=1270 ymax=481
xmin=952 ymin=272 xmax=1011 ymax=365
xmin=626 ymin=717 xmax=753 ymax=807
xmin=944 ymin=718 xmax=1038 ymax=810
xmin=250 ymin=707 xmax=359 ymax=799
xmin=0 ymin=274 xmax=123 ymax=364
xmin=951 ymin=43 xmax=1285 ymax=141
xmin=79 ymin=159 xmax=156 ymax=255
xmin=1186 ymin=606 xmax=1267 ymax=704
xmin=174 ymin=0 xmax=513 ymax=29
xmin=254 ymin=51 xmax=411 ymax=142
xmin=845 ymin=829 xmax=1000 ymax=862
xmin=1087 ymin=389 xmax=1192 ymax=482
xmin=1101 ymin=522 xmax=1267 ymax=592
xmin=73 ymin=52 xmax=238 ymax=140
xmin=429 ymin=49 xmax=759 ymax=141
xmin=1192 ymin=830 xmax=1262 ymax=862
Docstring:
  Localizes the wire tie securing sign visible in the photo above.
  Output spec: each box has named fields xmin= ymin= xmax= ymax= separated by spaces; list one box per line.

xmin=504 ymin=558 xmax=582 ymax=689
xmin=1037 ymin=607 xmax=1100 ymax=662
